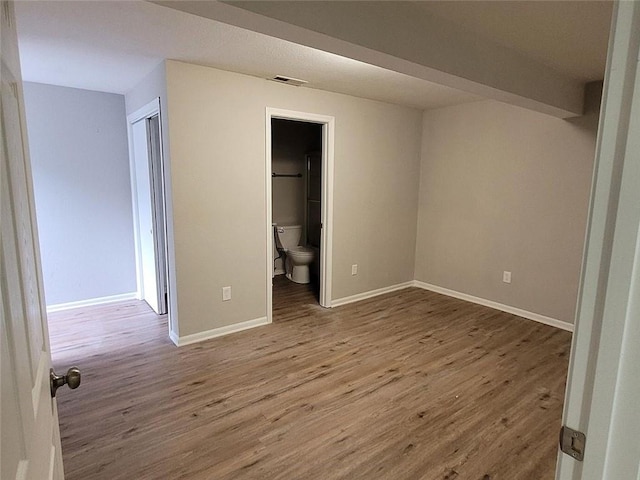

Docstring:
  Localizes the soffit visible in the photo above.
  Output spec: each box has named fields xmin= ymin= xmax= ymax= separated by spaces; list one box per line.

xmin=412 ymin=1 xmax=612 ymax=82
xmin=15 ymin=1 xmax=481 ymax=109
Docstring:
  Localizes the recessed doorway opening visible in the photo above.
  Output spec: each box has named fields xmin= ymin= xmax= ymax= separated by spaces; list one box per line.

xmin=127 ymin=99 xmax=171 ymax=328
xmin=265 ymin=108 xmax=335 ymax=322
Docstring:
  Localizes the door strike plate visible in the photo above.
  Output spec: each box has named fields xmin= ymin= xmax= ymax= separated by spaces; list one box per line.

xmin=559 ymin=426 xmax=586 ymax=461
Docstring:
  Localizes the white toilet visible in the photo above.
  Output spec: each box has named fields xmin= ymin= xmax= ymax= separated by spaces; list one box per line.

xmin=274 ymin=225 xmax=315 ymax=284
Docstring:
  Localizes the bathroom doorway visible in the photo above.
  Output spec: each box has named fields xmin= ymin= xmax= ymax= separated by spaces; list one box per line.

xmin=265 ymin=109 xmax=335 ymax=322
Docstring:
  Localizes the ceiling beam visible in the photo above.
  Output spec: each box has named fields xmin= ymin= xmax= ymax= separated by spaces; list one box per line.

xmin=155 ymin=1 xmax=585 ymax=118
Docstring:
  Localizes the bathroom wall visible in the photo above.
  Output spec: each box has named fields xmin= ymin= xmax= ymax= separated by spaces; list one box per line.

xmin=165 ymin=60 xmax=422 ymax=338
xmin=23 ymin=82 xmax=137 ymax=307
xmin=414 ymin=84 xmax=601 ymax=324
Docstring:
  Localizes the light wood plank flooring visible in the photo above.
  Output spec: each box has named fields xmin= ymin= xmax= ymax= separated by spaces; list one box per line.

xmin=48 ymin=282 xmax=571 ymax=480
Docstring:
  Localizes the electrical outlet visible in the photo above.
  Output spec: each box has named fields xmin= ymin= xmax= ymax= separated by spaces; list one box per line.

xmin=222 ymin=286 xmax=232 ymax=301
xmin=503 ymin=271 xmax=512 ymax=284
xmin=351 ymin=264 xmax=358 ymax=276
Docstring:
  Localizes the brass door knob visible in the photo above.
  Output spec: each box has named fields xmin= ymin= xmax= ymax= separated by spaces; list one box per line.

xmin=50 ymin=366 xmax=81 ymax=397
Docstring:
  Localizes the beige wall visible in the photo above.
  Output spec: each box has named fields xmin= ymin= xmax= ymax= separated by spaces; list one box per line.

xmin=165 ymin=61 xmax=422 ymax=337
xmin=131 ymin=59 xmax=597 ymax=339
xmin=415 ymin=94 xmax=600 ymax=324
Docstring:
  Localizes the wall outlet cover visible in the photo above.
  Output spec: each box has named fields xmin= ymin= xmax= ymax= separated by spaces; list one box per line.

xmin=503 ymin=271 xmax=512 ymax=284
xmin=222 ymin=286 xmax=232 ymax=301
xmin=351 ymin=264 xmax=358 ymax=275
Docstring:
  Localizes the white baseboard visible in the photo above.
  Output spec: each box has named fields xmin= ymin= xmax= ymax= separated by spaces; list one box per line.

xmin=170 ymin=316 xmax=270 ymax=347
xmin=412 ymin=281 xmax=574 ymax=332
xmin=46 ymin=292 xmax=138 ymax=313
xmin=331 ymin=281 xmax=414 ymax=308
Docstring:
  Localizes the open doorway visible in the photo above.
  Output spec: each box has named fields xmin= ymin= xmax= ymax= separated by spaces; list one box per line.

xmin=21 ymin=83 xmax=173 ymax=368
xmin=127 ymin=99 xmax=169 ymax=317
xmin=271 ymin=118 xmax=322 ymax=309
xmin=265 ymin=109 xmax=335 ymax=322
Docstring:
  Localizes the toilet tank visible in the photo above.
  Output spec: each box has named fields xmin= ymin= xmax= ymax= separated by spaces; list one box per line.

xmin=277 ymin=225 xmax=302 ymax=249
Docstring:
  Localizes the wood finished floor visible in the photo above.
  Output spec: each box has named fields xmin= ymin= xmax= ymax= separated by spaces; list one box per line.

xmin=48 ymin=279 xmax=571 ymax=480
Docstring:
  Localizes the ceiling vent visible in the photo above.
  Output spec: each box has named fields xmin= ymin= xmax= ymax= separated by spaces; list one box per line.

xmin=270 ymin=75 xmax=308 ymax=87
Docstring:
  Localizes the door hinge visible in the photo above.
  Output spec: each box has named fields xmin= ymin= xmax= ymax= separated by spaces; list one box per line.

xmin=559 ymin=426 xmax=586 ymax=461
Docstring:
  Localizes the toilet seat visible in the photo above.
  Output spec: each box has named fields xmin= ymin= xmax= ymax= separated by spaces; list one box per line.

xmin=287 ymin=246 xmax=314 ymax=255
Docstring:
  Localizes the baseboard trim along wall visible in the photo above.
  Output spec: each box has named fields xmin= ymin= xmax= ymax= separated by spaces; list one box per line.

xmin=331 ymin=280 xmax=573 ymax=332
xmin=412 ymin=280 xmax=574 ymax=332
xmin=46 ymin=292 xmax=138 ymax=313
xmin=331 ymin=281 xmax=415 ymax=308
xmin=172 ymin=279 xmax=572 ymax=346
xmin=170 ymin=316 xmax=270 ymax=347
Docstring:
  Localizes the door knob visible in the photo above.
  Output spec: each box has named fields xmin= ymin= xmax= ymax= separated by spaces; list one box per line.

xmin=50 ymin=366 xmax=81 ymax=397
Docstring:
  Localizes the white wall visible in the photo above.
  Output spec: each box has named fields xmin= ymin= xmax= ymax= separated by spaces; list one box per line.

xmin=414 ymin=86 xmax=600 ymax=324
xmin=165 ymin=60 xmax=422 ymax=338
xmin=23 ymin=82 xmax=136 ymax=306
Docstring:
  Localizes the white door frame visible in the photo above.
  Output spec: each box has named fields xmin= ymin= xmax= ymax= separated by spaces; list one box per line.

xmin=127 ymin=98 xmax=171 ymax=319
xmin=265 ymin=108 xmax=335 ymax=322
xmin=557 ymin=1 xmax=640 ymax=479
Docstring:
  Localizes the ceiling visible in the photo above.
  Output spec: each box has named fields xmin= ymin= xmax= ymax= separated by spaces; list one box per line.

xmin=412 ymin=1 xmax=612 ymax=82
xmin=15 ymin=1 xmax=481 ymax=109
xmin=15 ymin=1 xmax=612 ymax=111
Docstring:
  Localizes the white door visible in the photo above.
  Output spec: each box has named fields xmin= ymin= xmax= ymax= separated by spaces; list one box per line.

xmin=147 ymin=114 xmax=168 ymax=315
xmin=557 ymin=2 xmax=640 ymax=479
xmin=131 ymin=118 xmax=161 ymax=313
xmin=1 ymin=1 xmax=65 ymax=478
